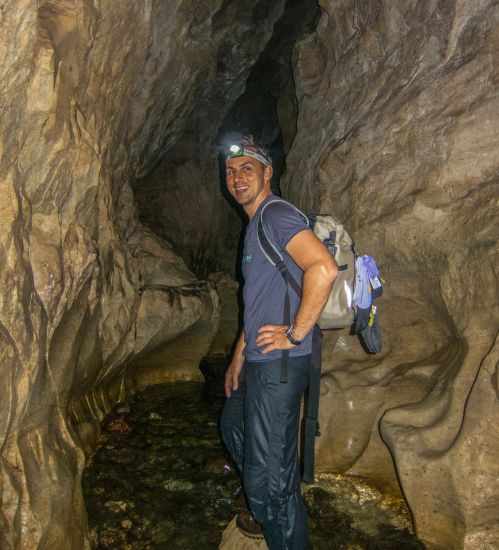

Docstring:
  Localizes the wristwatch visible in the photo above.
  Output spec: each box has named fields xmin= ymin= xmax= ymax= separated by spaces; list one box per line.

xmin=285 ymin=325 xmax=302 ymax=346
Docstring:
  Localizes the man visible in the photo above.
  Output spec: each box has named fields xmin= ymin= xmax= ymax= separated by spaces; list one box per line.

xmin=220 ymin=136 xmax=337 ymax=549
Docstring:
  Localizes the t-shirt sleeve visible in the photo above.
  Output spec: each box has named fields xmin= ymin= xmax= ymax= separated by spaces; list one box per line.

xmin=262 ymin=201 xmax=309 ymax=251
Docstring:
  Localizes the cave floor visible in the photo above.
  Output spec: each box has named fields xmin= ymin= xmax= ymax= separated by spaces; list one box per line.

xmin=83 ymin=380 xmax=425 ymax=550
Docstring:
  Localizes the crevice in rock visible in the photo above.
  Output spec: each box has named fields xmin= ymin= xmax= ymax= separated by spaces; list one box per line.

xmin=132 ymin=0 xmax=321 ymax=278
xmin=218 ymin=0 xmax=321 ymax=194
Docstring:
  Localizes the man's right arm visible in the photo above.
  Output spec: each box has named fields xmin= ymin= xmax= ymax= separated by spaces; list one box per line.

xmin=224 ymin=331 xmax=245 ymax=398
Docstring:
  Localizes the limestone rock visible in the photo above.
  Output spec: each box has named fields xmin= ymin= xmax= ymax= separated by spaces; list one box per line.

xmin=132 ymin=0 xmax=289 ymax=276
xmin=3 ymin=0 xmax=499 ymax=548
xmin=285 ymin=2 xmax=499 ymax=548
xmin=208 ymin=272 xmax=241 ymax=357
xmin=0 ymin=1 xmax=283 ymax=548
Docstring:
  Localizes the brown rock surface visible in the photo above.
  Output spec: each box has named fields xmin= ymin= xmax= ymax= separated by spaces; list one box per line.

xmin=207 ymin=271 xmax=241 ymax=357
xmin=0 ymin=1 xmax=284 ymax=549
xmin=285 ymin=1 xmax=499 ymax=548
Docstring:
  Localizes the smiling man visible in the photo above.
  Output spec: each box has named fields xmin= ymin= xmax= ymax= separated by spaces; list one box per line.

xmin=220 ymin=136 xmax=337 ymax=549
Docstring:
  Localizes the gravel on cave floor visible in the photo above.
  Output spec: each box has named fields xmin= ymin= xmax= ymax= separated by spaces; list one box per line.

xmin=82 ymin=381 xmax=425 ymax=550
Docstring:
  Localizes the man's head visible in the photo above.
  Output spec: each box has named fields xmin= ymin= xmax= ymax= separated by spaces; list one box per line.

xmin=224 ymin=136 xmax=273 ymax=216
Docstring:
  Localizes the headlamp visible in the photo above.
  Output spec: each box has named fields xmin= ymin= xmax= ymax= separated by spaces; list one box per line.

xmin=229 ymin=144 xmax=242 ymax=154
xmin=225 ymin=141 xmax=272 ymax=167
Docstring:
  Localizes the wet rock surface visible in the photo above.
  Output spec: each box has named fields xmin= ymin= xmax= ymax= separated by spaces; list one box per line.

xmin=84 ymin=382 xmax=236 ymax=549
xmin=3 ymin=0 xmax=498 ymax=547
xmin=83 ymin=381 xmax=424 ymax=549
xmin=284 ymin=2 xmax=499 ymax=547
xmin=0 ymin=2 xmax=284 ymax=546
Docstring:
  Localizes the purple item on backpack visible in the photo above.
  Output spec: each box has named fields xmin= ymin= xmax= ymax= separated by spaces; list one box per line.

xmin=353 ymin=255 xmax=383 ymax=312
xmin=353 ymin=257 xmax=371 ymax=309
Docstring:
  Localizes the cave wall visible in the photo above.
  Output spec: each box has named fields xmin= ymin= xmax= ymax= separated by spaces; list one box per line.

xmin=0 ymin=1 xmax=286 ymax=548
xmin=285 ymin=1 xmax=499 ymax=548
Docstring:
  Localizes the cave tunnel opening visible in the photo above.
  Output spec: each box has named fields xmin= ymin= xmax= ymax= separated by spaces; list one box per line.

xmin=217 ymin=0 xmax=321 ymax=197
xmin=132 ymin=0 xmax=321 ymax=280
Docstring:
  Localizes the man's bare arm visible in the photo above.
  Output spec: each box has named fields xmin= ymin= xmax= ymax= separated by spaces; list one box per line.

xmin=256 ymin=229 xmax=337 ymax=353
xmin=285 ymin=229 xmax=338 ymax=340
xmin=225 ymin=331 xmax=246 ymax=397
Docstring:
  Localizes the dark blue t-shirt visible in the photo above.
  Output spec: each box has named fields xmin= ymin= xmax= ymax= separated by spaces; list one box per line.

xmin=242 ymin=194 xmax=313 ymax=362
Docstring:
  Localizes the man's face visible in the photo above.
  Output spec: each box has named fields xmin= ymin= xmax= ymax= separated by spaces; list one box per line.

xmin=225 ymin=156 xmax=272 ymax=209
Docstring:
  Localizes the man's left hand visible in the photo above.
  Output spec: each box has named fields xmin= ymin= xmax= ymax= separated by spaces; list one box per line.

xmin=256 ymin=324 xmax=295 ymax=354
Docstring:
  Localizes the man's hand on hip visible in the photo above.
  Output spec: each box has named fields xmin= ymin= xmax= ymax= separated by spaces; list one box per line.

xmin=256 ymin=324 xmax=296 ymax=354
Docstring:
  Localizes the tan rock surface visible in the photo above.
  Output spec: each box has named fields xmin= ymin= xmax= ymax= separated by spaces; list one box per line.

xmin=285 ymin=1 xmax=499 ymax=548
xmin=0 ymin=1 xmax=284 ymax=548
xmin=2 ymin=0 xmax=499 ymax=548
xmin=208 ymin=272 xmax=241 ymax=357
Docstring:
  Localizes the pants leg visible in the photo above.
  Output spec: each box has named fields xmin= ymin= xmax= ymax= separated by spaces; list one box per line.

xmin=220 ymin=383 xmax=246 ymax=475
xmin=244 ymin=355 xmax=310 ymax=550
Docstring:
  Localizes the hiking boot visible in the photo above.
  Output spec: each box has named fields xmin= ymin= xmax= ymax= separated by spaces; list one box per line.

xmin=236 ymin=510 xmax=264 ymax=539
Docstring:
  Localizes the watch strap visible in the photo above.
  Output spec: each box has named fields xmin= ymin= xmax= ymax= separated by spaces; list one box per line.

xmin=285 ymin=325 xmax=302 ymax=346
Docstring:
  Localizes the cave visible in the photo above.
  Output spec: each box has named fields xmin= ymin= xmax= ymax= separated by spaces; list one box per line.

xmin=1 ymin=1 xmax=498 ymax=549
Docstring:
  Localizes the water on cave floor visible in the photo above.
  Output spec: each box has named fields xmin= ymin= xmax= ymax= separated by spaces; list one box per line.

xmin=82 ymin=381 xmax=425 ymax=550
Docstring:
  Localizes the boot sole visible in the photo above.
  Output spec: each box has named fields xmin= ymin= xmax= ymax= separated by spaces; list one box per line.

xmin=237 ymin=526 xmax=264 ymax=540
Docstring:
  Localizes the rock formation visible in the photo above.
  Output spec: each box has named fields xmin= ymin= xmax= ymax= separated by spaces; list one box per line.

xmin=219 ymin=518 xmax=268 ymax=550
xmin=285 ymin=1 xmax=499 ymax=548
xmin=2 ymin=0 xmax=499 ymax=549
xmin=0 ymin=1 xmax=285 ymax=548
xmin=131 ymin=1 xmax=291 ymax=277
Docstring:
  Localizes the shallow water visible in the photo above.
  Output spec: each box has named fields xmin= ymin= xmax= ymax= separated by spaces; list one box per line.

xmin=83 ymin=381 xmax=425 ymax=549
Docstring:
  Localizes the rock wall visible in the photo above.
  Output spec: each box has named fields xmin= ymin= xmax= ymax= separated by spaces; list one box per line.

xmin=285 ymin=1 xmax=499 ymax=548
xmin=0 ymin=1 xmax=284 ymax=548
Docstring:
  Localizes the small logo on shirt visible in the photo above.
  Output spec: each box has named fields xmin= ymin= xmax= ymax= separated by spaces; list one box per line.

xmin=242 ymin=254 xmax=253 ymax=264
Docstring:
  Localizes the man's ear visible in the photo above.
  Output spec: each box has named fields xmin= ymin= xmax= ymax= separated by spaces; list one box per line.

xmin=264 ymin=165 xmax=273 ymax=182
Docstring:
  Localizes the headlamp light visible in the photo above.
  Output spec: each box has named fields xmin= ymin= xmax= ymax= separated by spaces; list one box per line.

xmin=229 ymin=144 xmax=242 ymax=154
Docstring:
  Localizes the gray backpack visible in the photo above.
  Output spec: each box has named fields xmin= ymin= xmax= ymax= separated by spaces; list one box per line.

xmin=309 ymin=214 xmax=356 ymax=329
xmin=257 ymin=200 xmax=356 ymax=331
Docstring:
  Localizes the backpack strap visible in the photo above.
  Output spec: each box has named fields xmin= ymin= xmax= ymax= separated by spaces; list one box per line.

xmin=257 ymin=199 xmax=305 ymax=298
xmin=323 ymin=229 xmax=349 ymax=271
xmin=256 ymin=200 xmax=304 ymax=383
xmin=258 ymin=200 xmax=323 ymax=481
xmin=302 ymin=325 xmax=322 ymax=483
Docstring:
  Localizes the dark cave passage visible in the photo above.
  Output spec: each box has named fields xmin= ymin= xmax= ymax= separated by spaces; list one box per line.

xmin=131 ymin=0 xmax=321 ymax=279
xmin=217 ymin=0 xmax=321 ymax=194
